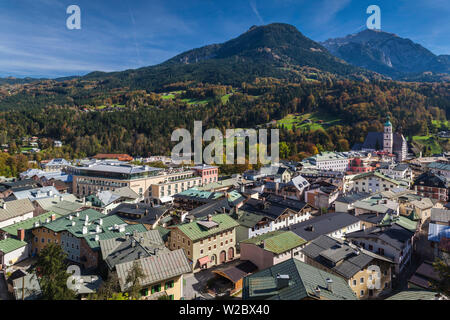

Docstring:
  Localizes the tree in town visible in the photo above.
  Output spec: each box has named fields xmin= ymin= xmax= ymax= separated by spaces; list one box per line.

xmin=125 ymin=261 xmax=146 ymax=300
xmin=431 ymin=259 xmax=450 ymax=297
xmin=34 ymin=243 xmax=76 ymax=300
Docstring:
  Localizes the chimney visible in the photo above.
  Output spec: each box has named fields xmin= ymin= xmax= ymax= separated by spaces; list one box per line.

xmin=98 ymin=218 xmax=103 ymax=226
xmin=51 ymin=214 xmax=56 ymax=221
xmin=72 ymin=221 xmax=76 ymax=226
xmin=96 ymin=225 xmax=101 ymax=233
xmin=82 ymin=226 xmax=87 ymax=234
xmin=314 ymin=286 xmax=321 ymax=297
xmin=207 ymin=214 xmax=213 ymax=222
xmin=95 ymin=234 xmax=99 ymax=241
xmin=84 ymin=215 xmax=89 ymax=226
xmin=326 ymin=278 xmax=333 ymax=292
xmin=131 ymin=239 xmax=136 ymax=247
xmin=276 ymin=274 xmax=290 ymax=290
xmin=59 ymin=196 xmax=63 ymax=202
xmin=69 ymin=215 xmax=73 ymax=221
xmin=17 ymin=229 xmax=25 ymax=241
xmin=45 ymin=218 xmax=50 ymax=223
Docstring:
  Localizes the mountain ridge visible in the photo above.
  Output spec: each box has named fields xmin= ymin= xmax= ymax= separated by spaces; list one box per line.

xmin=322 ymin=29 xmax=450 ymax=80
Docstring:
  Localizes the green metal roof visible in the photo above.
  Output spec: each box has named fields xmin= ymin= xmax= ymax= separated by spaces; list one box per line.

xmin=0 ymin=211 xmax=62 ymax=237
xmin=243 ymin=258 xmax=357 ymax=300
xmin=241 ymin=231 xmax=306 ymax=254
xmin=395 ymin=216 xmax=418 ymax=233
xmin=155 ymin=226 xmax=171 ymax=242
xmin=0 ymin=238 xmax=27 ymax=254
xmin=176 ymin=214 xmax=239 ymax=241
xmin=42 ymin=208 xmax=147 ymax=250
xmin=176 ymin=187 xmax=223 ymax=200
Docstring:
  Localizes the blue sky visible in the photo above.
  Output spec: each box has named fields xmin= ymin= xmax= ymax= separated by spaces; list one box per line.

xmin=1 ymin=0 xmax=449 ymax=78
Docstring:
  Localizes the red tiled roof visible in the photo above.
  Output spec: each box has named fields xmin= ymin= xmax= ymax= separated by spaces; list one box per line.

xmin=93 ymin=154 xmax=133 ymax=161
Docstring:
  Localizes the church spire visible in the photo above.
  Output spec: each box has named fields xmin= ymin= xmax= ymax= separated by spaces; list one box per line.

xmin=384 ymin=115 xmax=392 ymax=127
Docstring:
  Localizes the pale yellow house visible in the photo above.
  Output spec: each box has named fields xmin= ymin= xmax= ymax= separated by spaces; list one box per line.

xmin=168 ymin=214 xmax=239 ymax=272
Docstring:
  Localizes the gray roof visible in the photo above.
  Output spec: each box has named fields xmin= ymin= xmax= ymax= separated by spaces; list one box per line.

xmin=116 ymin=249 xmax=191 ymax=292
xmin=346 ymin=224 xmax=414 ymax=251
xmin=393 ymin=163 xmax=409 ymax=171
xmin=431 ymin=208 xmax=450 ymax=224
xmin=34 ymin=194 xmax=79 ymax=211
xmin=46 ymin=200 xmax=84 ymax=215
xmin=13 ymin=186 xmax=61 ymax=201
xmin=109 ymin=203 xmax=168 ymax=224
xmin=76 ymin=163 xmax=162 ymax=175
xmin=301 ymin=235 xmax=392 ymax=279
xmin=242 ymin=258 xmax=356 ymax=300
xmin=0 ymin=199 xmax=34 ymax=222
xmin=100 ymin=230 xmax=168 ymax=270
xmin=335 ymin=192 xmax=371 ymax=204
xmin=286 ymin=212 xmax=360 ymax=241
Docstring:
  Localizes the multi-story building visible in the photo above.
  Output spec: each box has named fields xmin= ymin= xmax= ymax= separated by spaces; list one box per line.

xmin=351 ymin=171 xmax=407 ymax=193
xmin=302 ymin=152 xmax=349 ymax=172
xmin=168 ymin=214 xmax=239 ymax=272
xmin=235 ymin=194 xmax=313 ymax=243
xmin=115 ymin=249 xmax=191 ymax=300
xmin=191 ymin=165 xmax=219 ymax=185
xmin=0 ymin=199 xmax=35 ymax=229
xmin=150 ymin=172 xmax=202 ymax=204
xmin=40 ymin=158 xmax=71 ymax=172
xmin=345 ymin=223 xmax=415 ymax=274
xmin=348 ymin=157 xmax=375 ymax=174
xmin=302 ymin=235 xmax=393 ymax=299
xmin=427 ymin=162 xmax=450 ymax=179
xmin=70 ymin=162 xmax=165 ymax=197
xmin=378 ymin=163 xmax=413 ymax=181
xmin=413 ymin=171 xmax=448 ymax=202
xmin=31 ymin=209 xmax=147 ymax=269
xmin=287 ymin=212 xmax=362 ymax=244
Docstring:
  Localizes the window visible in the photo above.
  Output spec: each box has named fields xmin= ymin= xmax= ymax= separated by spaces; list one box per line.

xmin=200 ymin=249 xmax=203 ymax=254
xmin=141 ymin=288 xmax=149 ymax=296
xmin=151 ymin=284 xmax=161 ymax=294
xmin=360 ymin=278 xmax=364 ymax=284
xmin=353 ymin=280 xmax=357 ymax=286
xmin=165 ymin=280 xmax=174 ymax=289
xmin=360 ymin=290 xmax=365 ymax=296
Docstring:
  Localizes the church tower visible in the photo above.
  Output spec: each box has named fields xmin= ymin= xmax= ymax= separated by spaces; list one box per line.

xmin=383 ymin=116 xmax=393 ymax=153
